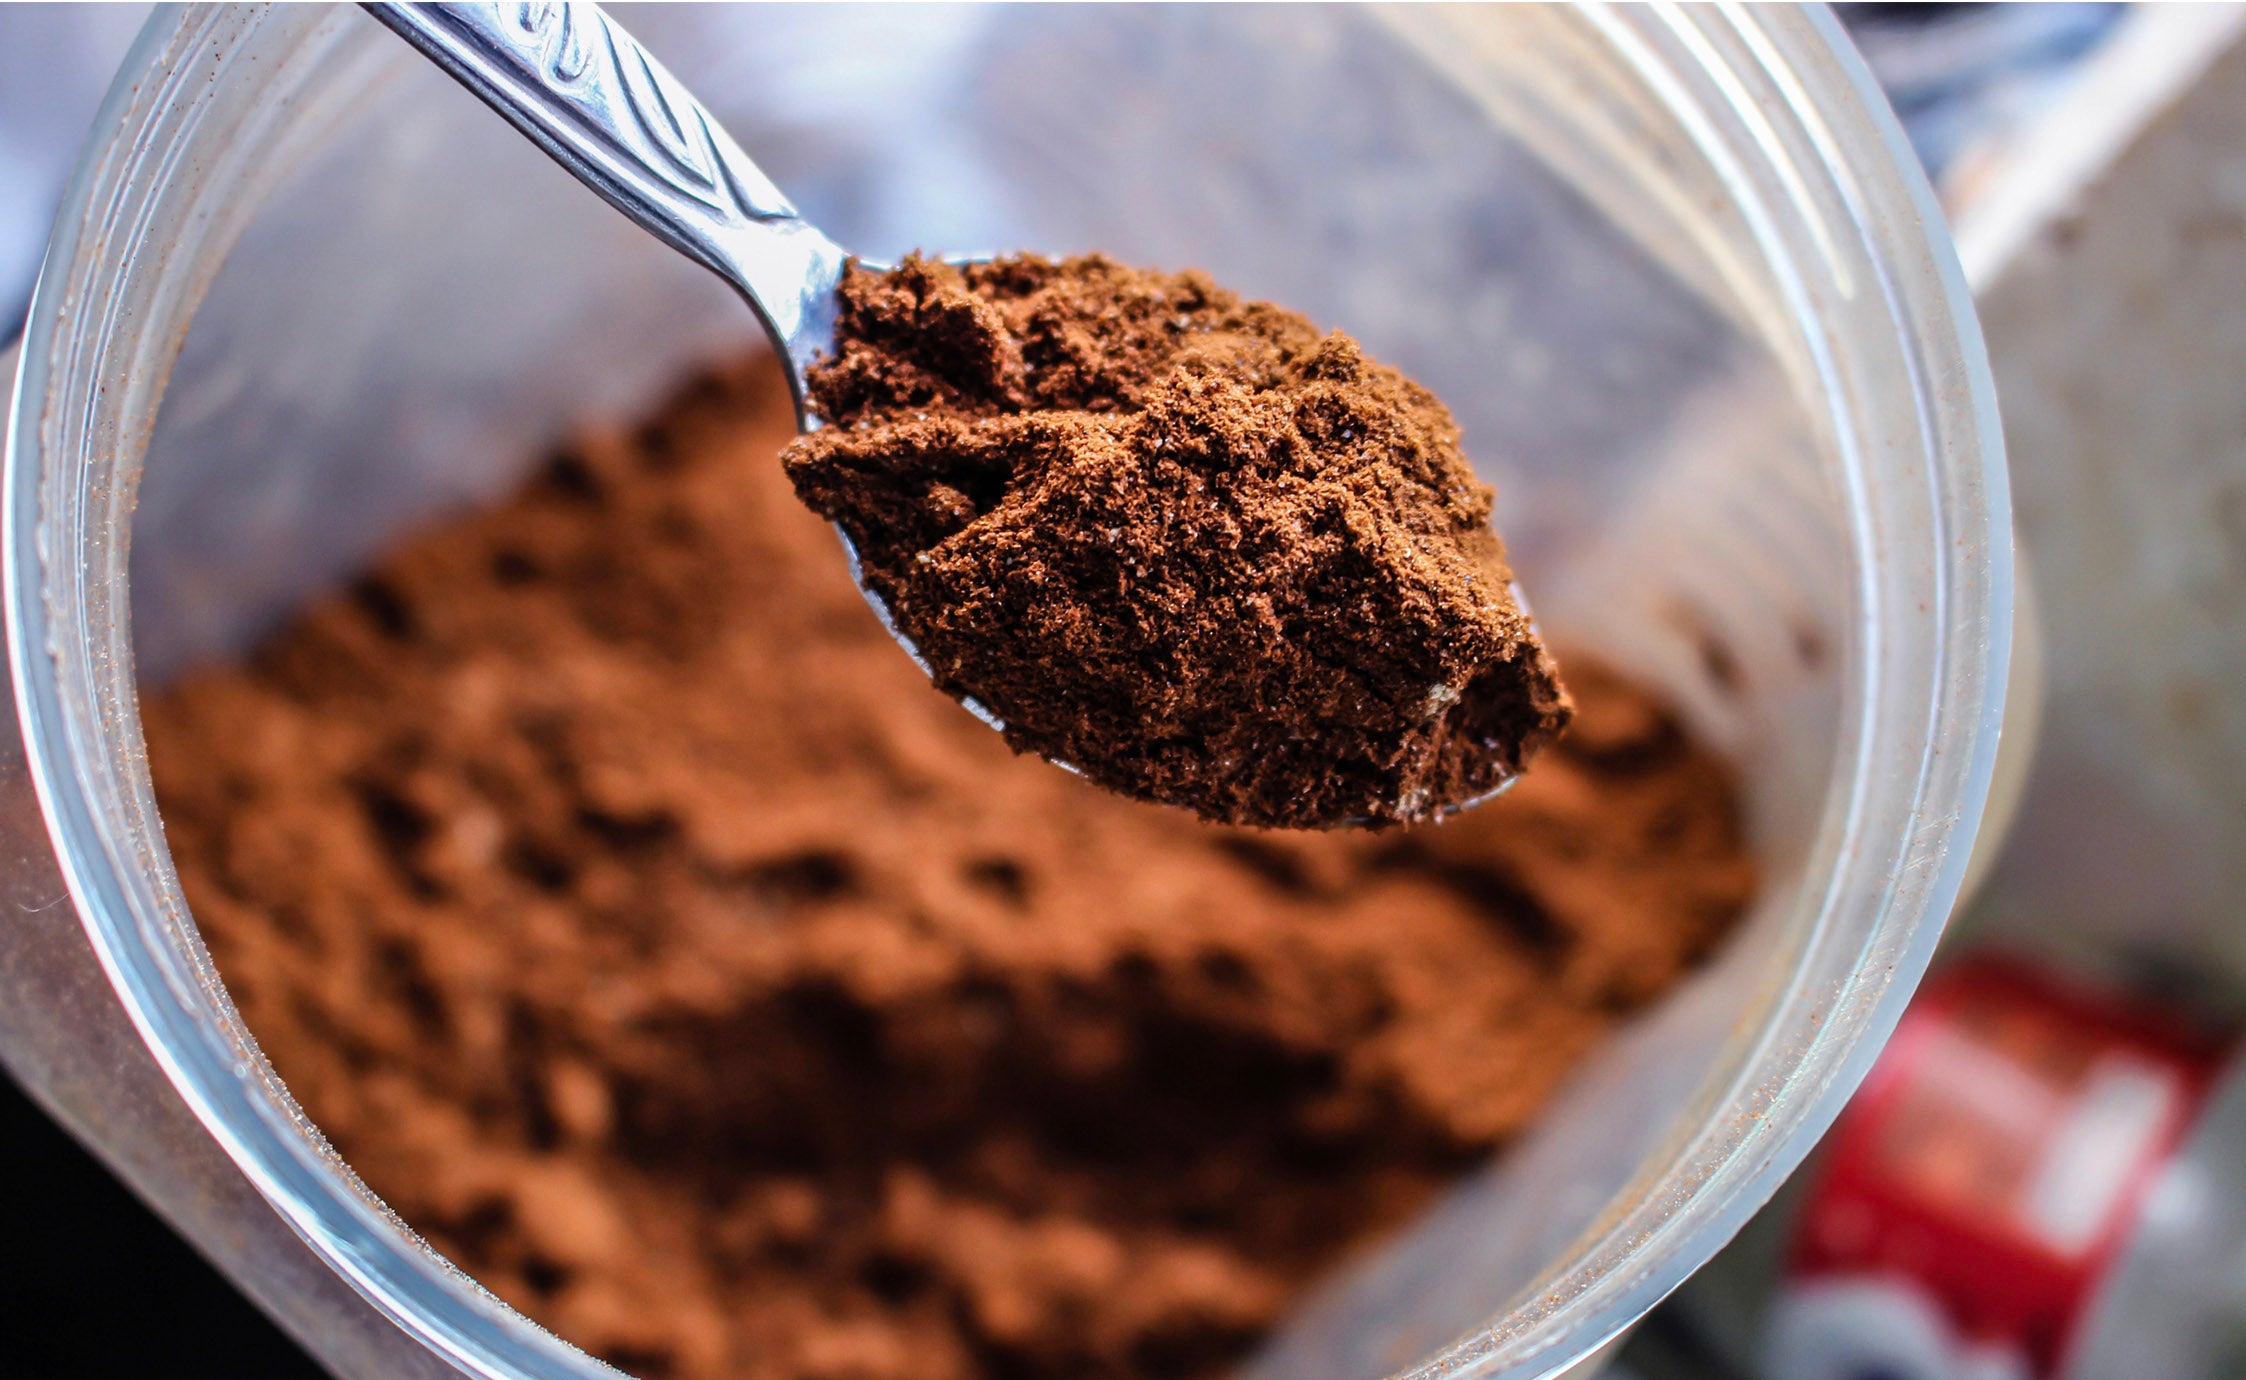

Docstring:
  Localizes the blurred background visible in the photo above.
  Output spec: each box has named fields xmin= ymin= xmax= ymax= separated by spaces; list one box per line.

xmin=4 ymin=4 xmax=2241 ymax=1378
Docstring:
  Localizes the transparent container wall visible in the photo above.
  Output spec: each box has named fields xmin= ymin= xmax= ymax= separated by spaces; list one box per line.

xmin=51 ymin=6 xmax=1973 ymax=1379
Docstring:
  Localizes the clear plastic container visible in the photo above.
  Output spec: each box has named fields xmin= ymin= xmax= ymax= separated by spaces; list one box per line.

xmin=0 ymin=7 xmax=2008 ymax=1379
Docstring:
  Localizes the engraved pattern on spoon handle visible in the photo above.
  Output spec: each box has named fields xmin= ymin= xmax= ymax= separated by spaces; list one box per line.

xmin=363 ymin=1 xmax=847 ymax=398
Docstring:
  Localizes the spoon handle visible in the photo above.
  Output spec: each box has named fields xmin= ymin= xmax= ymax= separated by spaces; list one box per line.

xmin=362 ymin=1 xmax=847 ymax=402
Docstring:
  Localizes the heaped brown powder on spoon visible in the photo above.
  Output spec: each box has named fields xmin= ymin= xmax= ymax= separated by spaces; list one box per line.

xmin=146 ymin=357 xmax=1752 ymax=1380
xmin=784 ymin=254 xmax=1570 ymax=829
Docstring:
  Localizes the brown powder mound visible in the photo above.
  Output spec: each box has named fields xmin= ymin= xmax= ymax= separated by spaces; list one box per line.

xmin=145 ymin=356 xmax=1753 ymax=1380
xmin=783 ymin=254 xmax=1570 ymax=830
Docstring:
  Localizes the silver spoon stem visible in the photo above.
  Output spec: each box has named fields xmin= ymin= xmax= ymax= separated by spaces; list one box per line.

xmin=362 ymin=1 xmax=848 ymax=418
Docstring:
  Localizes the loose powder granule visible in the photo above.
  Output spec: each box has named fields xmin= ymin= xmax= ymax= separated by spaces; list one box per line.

xmin=784 ymin=254 xmax=1570 ymax=829
xmin=147 ymin=357 xmax=1752 ymax=1380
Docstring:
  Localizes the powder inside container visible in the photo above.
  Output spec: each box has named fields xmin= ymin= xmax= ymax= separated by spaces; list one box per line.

xmin=147 ymin=356 xmax=1753 ymax=1380
xmin=784 ymin=254 xmax=1570 ymax=829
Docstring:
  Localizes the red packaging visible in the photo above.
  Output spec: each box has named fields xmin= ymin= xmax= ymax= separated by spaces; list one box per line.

xmin=1772 ymin=958 xmax=2229 ymax=1379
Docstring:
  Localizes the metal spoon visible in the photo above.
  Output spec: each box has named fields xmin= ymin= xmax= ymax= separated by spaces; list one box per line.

xmin=363 ymin=1 xmax=1533 ymax=825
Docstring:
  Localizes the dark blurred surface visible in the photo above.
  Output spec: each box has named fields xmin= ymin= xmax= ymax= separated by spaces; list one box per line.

xmin=0 ymin=1073 xmax=323 ymax=1377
